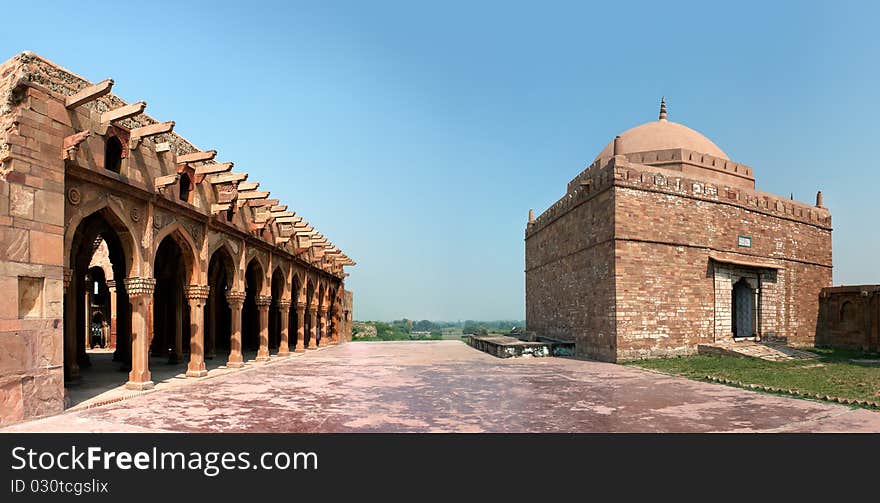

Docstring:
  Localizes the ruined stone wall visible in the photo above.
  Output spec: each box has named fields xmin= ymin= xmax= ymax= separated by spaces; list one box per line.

xmin=817 ymin=286 xmax=880 ymax=351
xmin=525 ymin=183 xmax=617 ymax=362
xmin=0 ymin=58 xmax=66 ymax=426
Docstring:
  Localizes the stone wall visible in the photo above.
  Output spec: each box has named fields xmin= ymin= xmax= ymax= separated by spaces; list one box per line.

xmin=817 ymin=285 xmax=880 ymax=351
xmin=0 ymin=57 xmax=66 ymax=426
xmin=525 ymin=185 xmax=617 ymax=362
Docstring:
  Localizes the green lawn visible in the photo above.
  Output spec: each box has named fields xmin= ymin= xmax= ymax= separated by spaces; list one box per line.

xmin=627 ymin=347 xmax=880 ymax=405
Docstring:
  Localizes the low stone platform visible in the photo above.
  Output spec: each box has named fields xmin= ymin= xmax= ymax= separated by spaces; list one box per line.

xmin=697 ymin=341 xmax=818 ymax=362
xmin=464 ymin=334 xmax=576 ymax=358
xmin=465 ymin=335 xmax=552 ymax=358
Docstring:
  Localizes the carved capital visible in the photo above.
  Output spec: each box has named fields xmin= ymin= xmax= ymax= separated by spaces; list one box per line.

xmin=296 ymin=301 xmax=307 ymax=311
xmin=185 ymin=284 xmax=211 ymax=301
xmin=256 ymin=294 xmax=273 ymax=307
xmin=106 ymin=279 xmax=117 ymax=291
xmin=226 ymin=290 xmax=246 ymax=308
xmin=276 ymin=299 xmax=292 ymax=310
xmin=124 ymin=277 xmax=156 ymax=298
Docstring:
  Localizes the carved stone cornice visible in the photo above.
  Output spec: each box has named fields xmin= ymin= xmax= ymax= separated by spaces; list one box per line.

xmin=185 ymin=284 xmax=211 ymax=301
xmin=226 ymin=290 xmax=246 ymax=308
xmin=124 ymin=277 xmax=156 ymax=297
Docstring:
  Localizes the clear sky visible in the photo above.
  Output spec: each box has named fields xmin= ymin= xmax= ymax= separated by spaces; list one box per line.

xmin=3 ymin=1 xmax=878 ymax=321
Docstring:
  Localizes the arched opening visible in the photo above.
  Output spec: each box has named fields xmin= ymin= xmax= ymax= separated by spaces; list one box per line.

xmin=243 ymin=260 xmax=263 ymax=358
xmin=86 ymin=266 xmax=111 ymax=350
xmin=207 ymin=247 xmax=235 ymax=360
xmin=289 ymin=275 xmax=301 ymax=349
xmin=269 ymin=268 xmax=285 ymax=352
xmin=152 ymin=234 xmax=193 ymax=364
xmin=65 ymin=210 xmax=133 ymax=406
xmin=840 ymin=301 xmax=856 ymax=325
xmin=179 ymin=173 xmax=192 ymax=203
xmin=732 ymin=278 xmax=756 ymax=339
xmin=305 ymin=280 xmax=315 ymax=348
xmin=104 ymin=136 xmax=123 ymax=173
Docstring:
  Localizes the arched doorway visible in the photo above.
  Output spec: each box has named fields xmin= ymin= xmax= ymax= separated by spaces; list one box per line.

xmin=732 ymin=278 xmax=756 ymax=339
xmin=152 ymin=235 xmax=192 ymax=364
xmin=206 ymin=247 xmax=235 ymax=360
xmin=305 ymin=279 xmax=315 ymax=348
xmin=243 ymin=260 xmax=264 ymax=358
xmin=65 ymin=209 xmax=134 ymax=394
xmin=269 ymin=268 xmax=285 ymax=352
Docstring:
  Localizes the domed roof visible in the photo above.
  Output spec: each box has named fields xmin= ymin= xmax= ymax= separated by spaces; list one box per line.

xmin=595 ymin=99 xmax=728 ymax=161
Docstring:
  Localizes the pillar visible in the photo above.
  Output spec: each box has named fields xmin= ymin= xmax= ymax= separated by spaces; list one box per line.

xmin=318 ymin=309 xmax=328 ymax=347
xmin=106 ymin=279 xmax=118 ymax=350
xmin=307 ymin=305 xmax=318 ymax=349
xmin=169 ymin=287 xmax=184 ymax=364
xmin=124 ymin=277 xmax=156 ymax=390
xmin=277 ymin=299 xmax=291 ymax=356
xmin=255 ymin=294 xmax=272 ymax=361
xmin=226 ymin=291 xmax=245 ymax=368
xmin=185 ymin=285 xmax=210 ymax=377
xmin=63 ymin=268 xmax=80 ymax=381
xmin=330 ymin=309 xmax=340 ymax=344
xmin=295 ymin=303 xmax=306 ymax=352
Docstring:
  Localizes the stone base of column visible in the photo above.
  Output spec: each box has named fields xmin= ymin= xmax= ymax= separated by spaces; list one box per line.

xmin=294 ymin=347 xmax=306 ymax=353
xmin=125 ymin=380 xmax=155 ymax=390
xmin=307 ymin=343 xmax=317 ymax=350
xmin=186 ymin=369 xmax=208 ymax=378
xmin=226 ymin=361 xmax=245 ymax=369
xmin=255 ymin=353 xmax=270 ymax=362
xmin=276 ymin=350 xmax=291 ymax=357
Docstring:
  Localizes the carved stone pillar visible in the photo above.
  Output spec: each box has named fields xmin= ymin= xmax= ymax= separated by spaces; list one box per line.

xmin=185 ymin=285 xmax=210 ymax=377
xmin=295 ymin=303 xmax=306 ymax=352
xmin=106 ymin=279 xmax=118 ymax=350
xmin=169 ymin=287 xmax=184 ymax=364
xmin=206 ymin=288 xmax=216 ymax=359
xmin=255 ymin=294 xmax=272 ymax=361
xmin=276 ymin=299 xmax=291 ymax=356
xmin=124 ymin=277 xmax=156 ymax=390
xmin=307 ymin=305 xmax=318 ymax=349
xmin=318 ymin=308 xmax=328 ymax=347
xmin=226 ymin=291 xmax=245 ymax=368
xmin=330 ymin=309 xmax=340 ymax=344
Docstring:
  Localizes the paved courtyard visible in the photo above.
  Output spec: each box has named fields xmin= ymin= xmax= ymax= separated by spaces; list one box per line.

xmin=4 ymin=341 xmax=880 ymax=432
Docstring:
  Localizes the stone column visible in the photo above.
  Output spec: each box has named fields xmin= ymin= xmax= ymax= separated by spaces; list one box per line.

xmin=185 ymin=285 xmax=210 ymax=377
xmin=307 ymin=305 xmax=318 ymax=349
xmin=277 ymin=299 xmax=291 ymax=356
xmin=226 ymin=291 xmax=245 ymax=368
xmin=330 ymin=309 xmax=340 ymax=344
xmin=295 ymin=303 xmax=306 ymax=352
xmin=255 ymin=295 xmax=272 ymax=361
xmin=317 ymin=308 xmax=328 ymax=347
xmin=106 ymin=279 xmax=118 ymax=350
xmin=63 ymin=268 xmax=80 ymax=381
xmin=124 ymin=277 xmax=156 ymax=390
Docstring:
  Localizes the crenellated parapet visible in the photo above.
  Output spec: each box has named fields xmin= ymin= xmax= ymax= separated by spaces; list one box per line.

xmin=528 ymin=154 xmax=830 ymax=239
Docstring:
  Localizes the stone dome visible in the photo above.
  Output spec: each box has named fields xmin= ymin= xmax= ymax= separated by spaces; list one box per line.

xmin=595 ymin=101 xmax=728 ymax=162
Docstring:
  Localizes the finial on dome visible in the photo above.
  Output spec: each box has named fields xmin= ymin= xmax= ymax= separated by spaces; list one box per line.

xmin=659 ymin=96 xmax=667 ymax=121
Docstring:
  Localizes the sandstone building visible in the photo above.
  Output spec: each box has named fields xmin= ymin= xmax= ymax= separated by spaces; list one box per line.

xmin=0 ymin=52 xmax=355 ymax=426
xmin=525 ymin=99 xmax=832 ymax=362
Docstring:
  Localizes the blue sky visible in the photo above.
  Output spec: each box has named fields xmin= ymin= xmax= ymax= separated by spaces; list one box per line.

xmin=4 ymin=1 xmax=878 ymax=320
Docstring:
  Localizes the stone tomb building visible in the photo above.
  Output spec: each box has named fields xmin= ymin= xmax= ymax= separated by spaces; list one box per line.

xmin=525 ymin=100 xmax=832 ymax=362
xmin=0 ymin=52 xmax=356 ymax=426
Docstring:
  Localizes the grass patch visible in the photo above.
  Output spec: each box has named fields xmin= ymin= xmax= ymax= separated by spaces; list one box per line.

xmin=626 ymin=347 xmax=880 ymax=404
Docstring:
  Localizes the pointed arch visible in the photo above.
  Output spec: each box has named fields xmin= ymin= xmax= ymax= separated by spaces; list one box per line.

xmin=65 ymin=199 xmax=140 ymax=277
xmin=153 ymin=222 xmax=199 ymax=285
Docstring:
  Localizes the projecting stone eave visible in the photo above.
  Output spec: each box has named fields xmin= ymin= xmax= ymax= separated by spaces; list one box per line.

xmin=1 ymin=51 xmax=353 ymax=277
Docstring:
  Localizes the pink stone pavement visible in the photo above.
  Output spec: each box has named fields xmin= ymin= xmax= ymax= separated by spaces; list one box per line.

xmin=3 ymin=341 xmax=880 ymax=433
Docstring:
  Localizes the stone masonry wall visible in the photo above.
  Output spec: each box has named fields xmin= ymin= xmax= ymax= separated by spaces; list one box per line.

xmin=0 ymin=58 xmax=66 ymax=426
xmin=817 ymin=286 xmax=880 ymax=351
xmin=525 ymin=185 xmax=617 ymax=362
xmin=612 ymin=168 xmax=832 ymax=359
